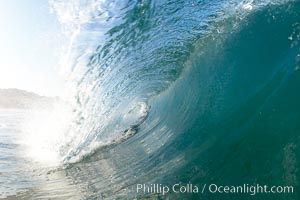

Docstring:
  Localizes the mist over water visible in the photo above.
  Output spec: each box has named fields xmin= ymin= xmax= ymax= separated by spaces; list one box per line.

xmin=1 ymin=0 xmax=300 ymax=199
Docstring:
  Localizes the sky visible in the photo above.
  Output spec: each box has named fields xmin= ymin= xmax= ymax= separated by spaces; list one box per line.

xmin=0 ymin=0 xmax=65 ymax=96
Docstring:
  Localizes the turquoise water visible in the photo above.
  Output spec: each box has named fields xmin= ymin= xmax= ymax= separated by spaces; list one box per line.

xmin=1 ymin=0 xmax=300 ymax=199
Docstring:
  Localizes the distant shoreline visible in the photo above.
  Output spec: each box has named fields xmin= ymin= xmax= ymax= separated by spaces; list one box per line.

xmin=0 ymin=88 xmax=58 ymax=109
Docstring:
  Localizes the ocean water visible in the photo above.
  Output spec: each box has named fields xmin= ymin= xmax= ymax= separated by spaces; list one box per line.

xmin=1 ymin=0 xmax=300 ymax=199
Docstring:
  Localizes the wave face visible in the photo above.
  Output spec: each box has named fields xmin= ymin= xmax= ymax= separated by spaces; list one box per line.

xmin=51 ymin=0 xmax=243 ymax=162
xmin=25 ymin=0 xmax=300 ymax=199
